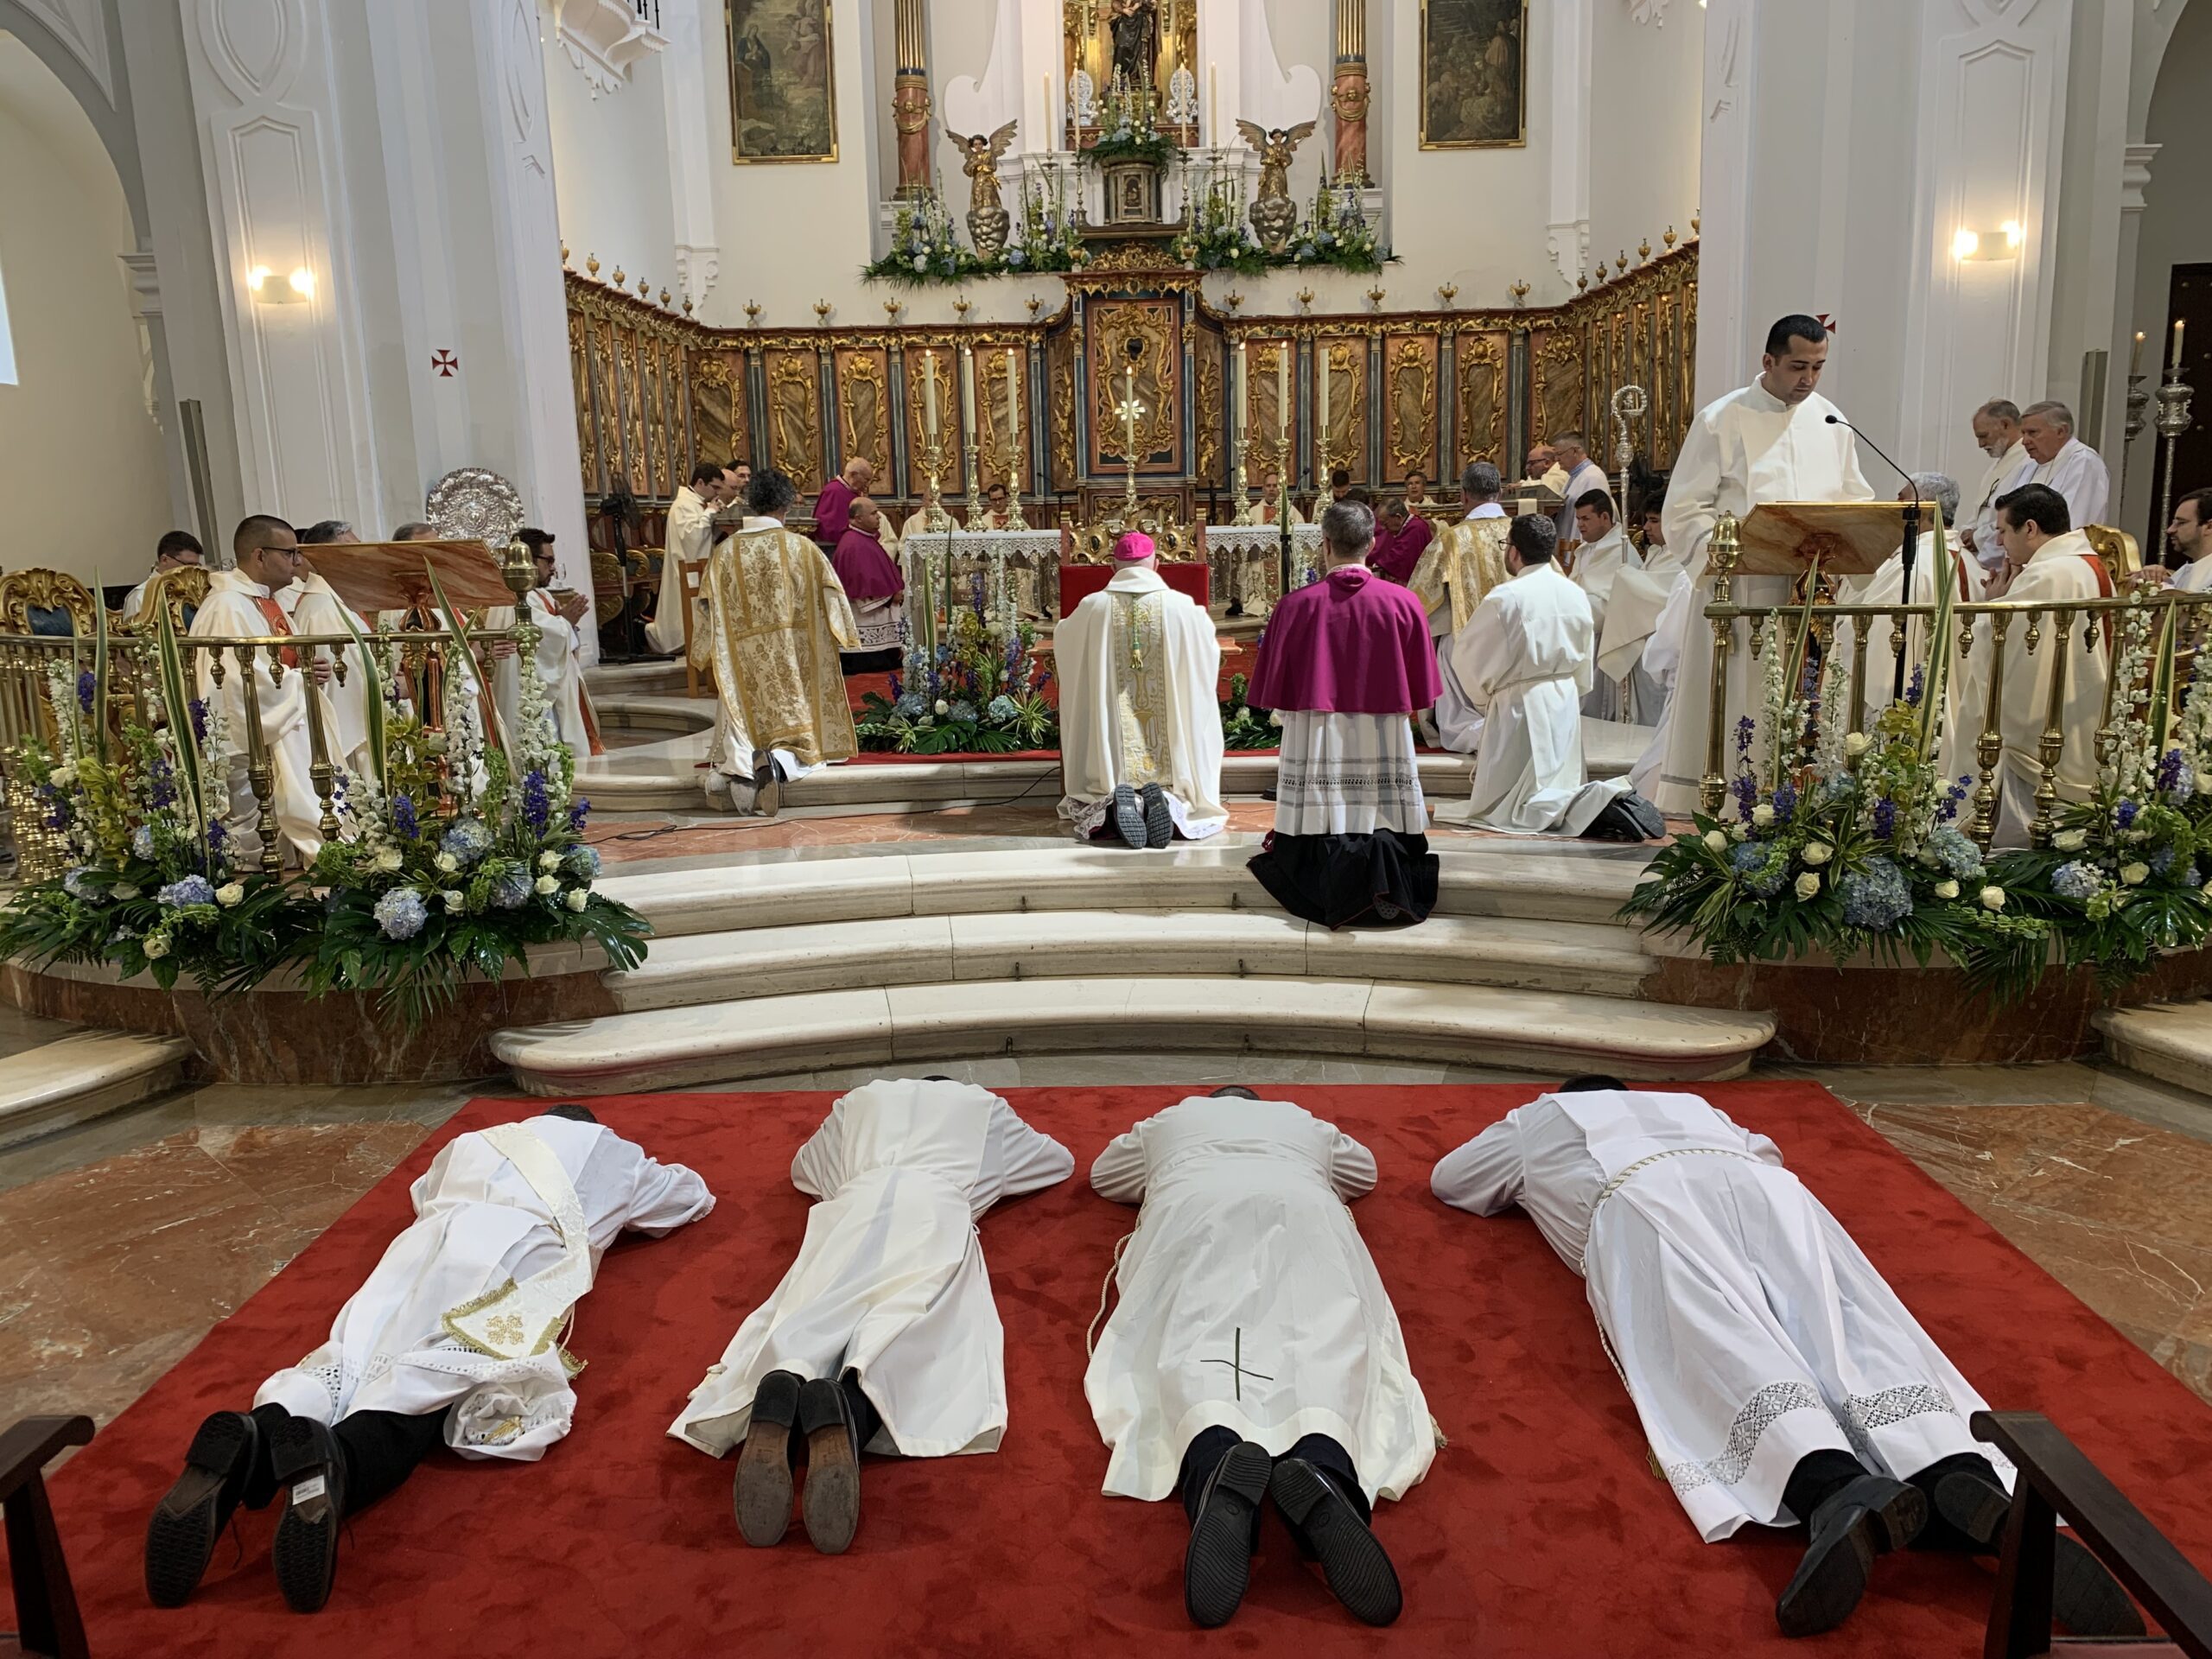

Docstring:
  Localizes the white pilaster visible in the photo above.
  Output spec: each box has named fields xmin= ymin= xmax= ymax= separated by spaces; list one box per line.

xmin=1694 ymin=0 xmax=1758 ymax=398
xmin=660 ymin=0 xmax=719 ymax=309
xmin=1545 ymin=0 xmax=1592 ymax=290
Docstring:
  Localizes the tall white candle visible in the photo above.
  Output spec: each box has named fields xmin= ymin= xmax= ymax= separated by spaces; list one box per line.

xmin=1005 ymin=346 xmax=1022 ymax=488
xmin=961 ymin=342 xmax=978 ymax=437
xmin=1234 ymin=339 xmax=1248 ymax=450
xmin=1275 ymin=343 xmax=1289 ymax=444
xmin=1315 ymin=342 xmax=1331 ymax=471
xmin=2176 ymin=318 xmax=2189 ymax=374
xmin=923 ymin=349 xmax=938 ymax=442
xmin=1043 ymin=73 xmax=1054 ymax=149
xmin=1209 ymin=62 xmax=1219 ymax=149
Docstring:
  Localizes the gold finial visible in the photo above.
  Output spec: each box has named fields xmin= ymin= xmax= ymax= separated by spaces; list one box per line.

xmin=1637 ymin=238 xmax=1651 ymax=264
xmin=1365 ymin=284 xmax=1386 ymax=310
xmin=1296 ymin=286 xmax=1315 ymax=315
xmin=586 ymin=252 xmax=600 ymax=278
xmin=560 ymin=242 xmax=570 ymax=268
xmin=1510 ymin=280 xmax=1530 ymax=308
xmin=658 ymin=286 xmax=671 ymax=308
xmin=1224 ymin=290 xmax=1244 ymax=313
xmin=1436 ymin=283 xmax=1459 ymax=309
xmin=953 ymin=297 xmax=973 ymax=322
xmin=884 ymin=298 xmax=905 ymax=324
xmin=611 ymin=264 xmax=626 ymax=287
xmin=1616 ymin=251 xmax=1628 ymax=274
xmin=1663 ymin=226 xmax=1678 ymax=250
xmin=638 ymin=276 xmax=652 ymax=299
xmin=1027 ymin=294 xmax=1043 ymax=321
xmin=1691 ymin=208 xmax=1700 ymax=236
xmin=813 ymin=298 xmax=832 ymax=323
xmin=1576 ymin=273 xmax=1589 ymax=295
xmin=1592 ymin=264 xmax=1608 ymax=287
xmin=683 ymin=296 xmax=695 ymax=316
xmin=744 ymin=300 xmax=762 ymax=327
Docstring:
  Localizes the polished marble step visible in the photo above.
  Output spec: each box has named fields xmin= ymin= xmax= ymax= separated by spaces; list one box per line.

xmin=492 ymin=976 xmax=1772 ymax=1096
xmin=2094 ymin=1001 xmax=2212 ymax=1102
xmin=0 ymin=1029 xmax=194 ymax=1152
xmin=605 ymin=910 xmax=1657 ymax=1013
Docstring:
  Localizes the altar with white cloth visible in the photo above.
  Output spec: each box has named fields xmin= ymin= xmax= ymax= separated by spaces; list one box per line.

xmin=1204 ymin=523 xmax=1325 ymax=613
xmin=899 ymin=526 xmax=1065 ymax=642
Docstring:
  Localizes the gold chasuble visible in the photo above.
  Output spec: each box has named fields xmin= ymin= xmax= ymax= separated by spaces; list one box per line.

xmin=1410 ymin=518 xmax=1510 ymax=636
xmin=705 ymin=526 xmax=860 ymax=767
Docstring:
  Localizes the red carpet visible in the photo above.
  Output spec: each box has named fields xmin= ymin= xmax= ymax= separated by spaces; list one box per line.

xmin=27 ymin=1084 xmax=2212 ymax=1657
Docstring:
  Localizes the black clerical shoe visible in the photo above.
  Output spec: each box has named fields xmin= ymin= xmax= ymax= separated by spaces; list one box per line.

xmin=145 ymin=1409 xmax=267 ymax=1607
xmin=796 ymin=1377 xmax=862 ymax=1555
xmin=1208 ymin=1086 xmax=1261 ymax=1100
xmin=1111 ymin=784 xmax=1147 ymax=848
xmin=1775 ymin=1474 xmax=1926 ymax=1638
xmin=1932 ymin=1470 xmax=2145 ymax=1637
xmin=1268 ymin=1457 xmax=1403 ymax=1626
xmin=1140 ymin=784 xmax=1173 ymax=849
xmin=268 ymin=1415 xmax=347 ymax=1615
xmin=735 ymin=1370 xmax=804 ymax=1548
xmin=753 ymin=756 xmax=784 ymax=819
xmin=1184 ymin=1440 xmax=1271 ymax=1628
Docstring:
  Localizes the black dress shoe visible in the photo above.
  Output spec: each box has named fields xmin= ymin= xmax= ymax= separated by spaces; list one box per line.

xmin=753 ymin=756 xmax=784 ymax=819
xmin=1933 ymin=1470 xmax=2145 ymax=1637
xmin=1268 ymin=1457 xmax=1403 ymax=1626
xmin=1140 ymin=783 xmax=1173 ymax=849
xmin=268 ymin=1415 xmax=347 ymax=1615
xmin=1184 ymin=1440 xmax=1272 ymax=1628
xmin=797 ymin=1377 xmax=863 ymax=1555
xmin=1110 ymin=784 xmax=1147 ymax=849
xmin=1208 ymin=1086 xmax=1261 ymax=1100
xmin=145 ymin=1410 xmax=263 ymax=1607
xmin=735 ymin=1370 xmax=804 ymax=1548
xmin=1777 ymin=1474 xmax=1926 ymax=1637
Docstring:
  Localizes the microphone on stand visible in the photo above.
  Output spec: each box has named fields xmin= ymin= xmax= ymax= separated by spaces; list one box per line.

xmin=1826 ymin=414 xmax=1923 ymax=702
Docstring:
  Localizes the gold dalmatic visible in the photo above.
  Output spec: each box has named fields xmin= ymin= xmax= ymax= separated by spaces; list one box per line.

xmin=1411 ymin=518 xmax=1511 ymax=636
xmin=705 ymin=527 xmax=860 ymax=766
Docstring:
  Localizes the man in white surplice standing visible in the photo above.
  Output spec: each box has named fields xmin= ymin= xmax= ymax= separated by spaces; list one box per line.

xmin=1431 ymin=1079 xmax=2139 ymax=1642
xmin=1086 ymin=1088 xmax=1432 ymax=1630
xmin=671 ymin=1079 xmax=1073 ymax=1555
xmin=1054 ymin=529 xmax=1229 ymax=847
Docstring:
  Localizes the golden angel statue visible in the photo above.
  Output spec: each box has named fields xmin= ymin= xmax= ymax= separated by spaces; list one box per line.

xmin=950 ymin=119 xmax=1019 ymax=261
xmin=1236 ymin=118 xmax=1316 ymax=254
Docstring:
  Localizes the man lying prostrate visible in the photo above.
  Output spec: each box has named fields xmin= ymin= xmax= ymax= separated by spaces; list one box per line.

xmin=1087 ymin=1086 xmax=1432 ymax=1630
xmin=1431 ymin=1077 xmax=2140 ymax=1642
xmin=145 ymin=1105 xmax=713 ymax=1614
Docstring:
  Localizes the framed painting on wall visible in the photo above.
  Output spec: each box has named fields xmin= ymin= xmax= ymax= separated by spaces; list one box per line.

xmin=728 ymin=0 xmax=838 ymax=163
xmin=1420 ymin=0 xmax=1527 ymax=149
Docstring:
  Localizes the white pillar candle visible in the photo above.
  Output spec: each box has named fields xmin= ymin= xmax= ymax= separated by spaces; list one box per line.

xmin=1275 ymin=343 xmax=1289 ymax=442
xmin=1234 ymin=339 xmax=1248 ymax=448
xmin=2176 ymin=318 xmax=2189 ymax=374
xmin=1315 ymin=342 xmax=1331 ymax=472
xmin=923 ymin=349 xmax=938 ymax=442
xmin=1209 ymin=61 xmax=1219 ymax=149
xmin=961 ymin=342 xmax=978 ymax=437
xmin=1006 ymin=346 xmax=1023 ymax=487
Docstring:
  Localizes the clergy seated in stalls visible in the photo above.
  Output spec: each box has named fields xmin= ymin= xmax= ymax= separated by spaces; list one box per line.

xmin=830 ymin=495 xmax=905 ymax=674
xmin=2167 ymin=487 xmax=2212 ymax=593
xmin=1937 ymin=483 xmax=2112 ymax=850
xmin=143 ymin=1105 xmax=713 ymax=1615
xmin=1246 ymin=501 xmax=1442 ymax=930
xmin=981 ymin=480 xmax=1014 ymax=531
xmin=1548 ymin=431 xmax=1611 ymax=543
xmin=1433 ymin=515 xmax=1655 ymax=840
xmin=188 ymin=516 xmax=333 ymax=868
xmin=289 ymin=520 xmax=385 ymax=780
xmin=123 ymin=529 xmax=206 ymax=621
xmin=1522 ymin=442 xmax=1570 ymax=498
xmin=490 ymin=528 xmax=603 ymax=759
xmin=1053 ymin=530 xmax=1229 ymax=849
xmin=1961 ymin=398 xmax=2029 ymax=578
xmin=1413 ymin=461 xmax=1512 ymax=754
xmin=1430 ymin=1079 xmax=2143 ymax=1642
xmin=1369 ymin=495 xmax=1434 ymax=588
xmin=1085 ymin=1088 xmax=1431 ymax=1630
xmin=1563 ymin=490 xmax=1638 ymax=721
xmin=1327 ymin=467 xmax=1353 ymax=507
xmin=650 ymin=459 xmax=734 ymax=657
xmin=391 ymin=521 xmax=436 ymax=542
xmin=671 ymin=1079 xmax=1071 ymax=1554
xmin=1992 ymin=400 xmax=2112 ymax=546
xmin=1653 ymin=312 xmax=1876 ymax=817
xmin=1833 ymin=472 xmax=1980 ymax=733
xmin=700 ymin=467 xmax=860 ymax=817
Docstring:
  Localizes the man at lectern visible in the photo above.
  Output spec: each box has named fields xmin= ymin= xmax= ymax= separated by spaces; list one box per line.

xmin=1649 ymin=315 xmax=1874 ymax=817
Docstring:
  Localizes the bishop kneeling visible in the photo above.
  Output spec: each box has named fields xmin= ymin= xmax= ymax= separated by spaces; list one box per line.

xmin=1054 ymin=531 xmax=1229 ymax=848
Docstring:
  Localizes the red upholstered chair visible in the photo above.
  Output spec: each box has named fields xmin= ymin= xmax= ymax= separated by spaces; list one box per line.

xmin=1 ymin=1415 xmax=92 ymax=1659
xmin=1973 ymin=1409 xmax=2211 ymax=1658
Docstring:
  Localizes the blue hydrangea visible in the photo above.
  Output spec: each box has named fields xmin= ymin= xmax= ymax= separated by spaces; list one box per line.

xmin=372 ymin=887 xmax=428 ymax=941
xmin=561 ymin=845 xmax=601 ymax=881
xmin=948 ymin=701 xmax=978 ymax=725
xmin=157 ymin=875 xmax=215 ymax=908
xmin=489 ymin=868 xmax=533 ymax=910
xmin=2152 ymin=845 xmax=2177 ymax=876
xmin=1925 ymin=823 xmax=1985 ymax=880
xmin=986 ymin=695 xmax=1019 ymax=723
xmin=2051 ymin=861 xmax=2102 ymax=901
xmin=893 ymin=693 xmax=930 ymax=720
xmin=1729 ymin=841 xmax=1787 ymax=899
xmin=1840 ymin=856 xmax=1914 ymax=931
xmin=2184 ymin=863 xmax=2207 ymax=891
xmin=131 ymin=824 xmax=156 ymax=861
xmin=441 ymin=817 xmax=493 ymax=866
xmin=62 ymin=868 xmax=93 ymax=900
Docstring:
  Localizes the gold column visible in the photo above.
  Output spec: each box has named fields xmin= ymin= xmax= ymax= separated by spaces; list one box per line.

xmin=1331 ymin=0 xmax=1370 ymax=188
xmin=893 ymin=0 xmax=934 ymax=198
xmin=1699 ymin=512 xmax=1741 ymax=817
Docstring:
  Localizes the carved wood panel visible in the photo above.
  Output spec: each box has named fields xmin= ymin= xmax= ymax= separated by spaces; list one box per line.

xmin=902 ymin=345 xmax=957 ymax=499
xmin=1089 ymin=300 xmax=1181 ymax=475
xmin=1530 ymin=324 xmax=1586 ymax=448
xmin=570 ymin=312 xmax=596 ymax=494
xmin=1243 ymin=338 xmax=1296 ymax=483
xmin=1382 ymin=334 xmax=1439 ymax=484
xmin=1455 ymin=330 xmax=1507 ymax=470
xmin=689 ymin=349 xmax=745 ymax=471
xmin=763 ymin=347 xmax=824 ymax=490
xmin=1195 ymin=332 xmax=1224 ymax=486
xmin=833 ymin=346 xmax=892 ymax=483
xmin=1314 ymin=334 xmax=1368 ymax=485
xmin=1048 ymin=331 xmax=1077 ymax=493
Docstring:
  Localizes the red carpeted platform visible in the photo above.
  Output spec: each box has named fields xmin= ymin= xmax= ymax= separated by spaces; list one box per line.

xmin=28 ymin=1084 xmax=2212 ymax=1657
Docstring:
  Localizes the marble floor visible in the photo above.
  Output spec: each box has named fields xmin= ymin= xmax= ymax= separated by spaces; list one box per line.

xmin=4 ymin=1054 xmax=2211 ymax=1445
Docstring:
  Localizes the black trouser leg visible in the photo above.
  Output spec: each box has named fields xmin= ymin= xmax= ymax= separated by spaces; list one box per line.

xmin=332 ymin=1408 xmax=453 ymax=1515
xmin=1905 ymin=1451 xmax=2005 ymax=1552
xmin=1281 ymin=1433 xmax=1370 ymax=1527
xmin=839 ymin=1369 xmax=882 ymax=1452
xmin=1178 ymin=1427 xmax=1243 ymax=1527
xmin=1782 ymin=1448 xmax=1874 ymax=1527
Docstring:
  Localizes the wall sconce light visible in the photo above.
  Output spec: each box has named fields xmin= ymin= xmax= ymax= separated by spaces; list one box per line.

xmin=1953 ymin=223 xmax=2024 ymax=263
xmin=248 ymin=264 xmax=315 ymax=303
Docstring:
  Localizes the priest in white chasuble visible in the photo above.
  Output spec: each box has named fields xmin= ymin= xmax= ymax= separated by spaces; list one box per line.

xmin=188 ymin=516 xmax=329 ymax=868
xmin=1433 ymin=1080 xmax=2139 ymax=1642
xmin=144 ymin=1105 xmax=712 ymax=1616
xmin=671 ymin=1080 xmax=1071 ymax=1555
xmin=1054 ymin=531 xmax=1229 ymax=848
xmin=701 ymin=469 xmax=860 ymax=813
xmin=1434 ymin=516 xmax=1637 ymax=836
xmin=288 ymin=522 xmax=385 ymax=780
xmin=1413 ymin=461 xmax=1512 ymax=753
xmin=1564 ymin=489 xmax=1638 ymax=719
xmin=1654 ymin=315 xmax=1875 ymax=817
xmin=648 ymin=460 xmax=726 ymax=656
xmin=491 ymin=528 xmax=603 ymax=759
xmin=1833 ymin=474 xmax=1977 ymax=733
xmin=1087 ymin=1089 xmax=1430 ymax=1630
xmin=1940 ymin=484 xmax=2112 ymax=849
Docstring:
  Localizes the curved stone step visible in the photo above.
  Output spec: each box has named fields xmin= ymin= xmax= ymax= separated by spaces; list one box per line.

xmin=492 ymin=977 xmax=1772 ymax=1096
xmin=2094 ymin=1001 xmax=2212 ymax=1102
xmin=605 ymin=910 xmax=1657 ymax=1013
xmin=0 ymin=1029 xmax=195 ymax=1152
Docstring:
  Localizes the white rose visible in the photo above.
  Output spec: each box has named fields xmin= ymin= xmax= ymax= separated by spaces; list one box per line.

xmin=112 ymin=883 xmax=140 ymax=900
xmin=1844 ymin=733 xmax=1871 ymax=758
xmin=214 ymin=882 xmax=245 ymax=908
xmin=143 ymin=935 xmax=170 ymax=960
xmin=934 ymin=700 xmax=950 ymax=716
xmin=1731 ymin=822 xmax=1749 ymax=842
xmin=1802 ymin=842 xmax=1834 ymax=868
xmin=537 ymin=852 xmax=561 ymax=872
xmin=1794 ymin=872 xmax=1821 ymax=900
xmin=1702 ymin=830 xmax=1730 ymax=854
xmin=534 ymin=874 xmax=559 ymax=895
xmin=2121 ymin=862 xmax=2150 ymax=887
xmin=564 ymin=889 xmax=588 ymax=912
xmin=442 ymin=889 xmax=466 ymax=914
xmin=1980 ymin=886 xmax=2006 ymax=912
xmin=1934 ymin=879 xmax=1960 ymax=899
xmin=373 ymin=849 xmax=403 ymax=874
xmin=2053 ymin=829 xmax=2088 ymax=853
xmin=435 ymin=852 xmax=460 ymax=874
xmin=1751 ymin=804 xmax=1775 ymax=828
xmin=49 ymin=764 xmax=76 ymax=787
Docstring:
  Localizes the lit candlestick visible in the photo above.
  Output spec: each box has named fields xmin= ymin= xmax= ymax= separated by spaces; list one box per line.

xmin=1124 ymin=364 xmax=1140 ymax=458
xmin=1005 ymin=346 xmax=1022 ymax=489
xmin=2133 ymin=331 xmax=2147 ymax=377
xmin=1043 ymin=73 xmax=1055 ymax=149
xmin=1234 ymin=339 xmax=1248 ymax=449
xmin=1275 ymin=343 xmax=1289 ymax=446
xmin=1315 ymin=343 xmax=1331 ymax=474
xmin=961 ymin=342 xmax=978 ymax=438
xmin=2175 ymin=318 xmax=2189 ymax=374
xmin=923 ymin=349 xmax=939 ymax=443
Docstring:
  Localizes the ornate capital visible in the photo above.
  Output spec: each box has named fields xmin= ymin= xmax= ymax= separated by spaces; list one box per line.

xmin=1331 ymin=74 xmax=1370 ymax=123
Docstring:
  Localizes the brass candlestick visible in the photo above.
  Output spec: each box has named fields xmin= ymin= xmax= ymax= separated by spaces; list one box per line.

xmin=963 ymin=435 xmax=987 ymax=530
xmin=916 ymin=437 xmax=955 ymax=534
xmin=2155 ymin=361 xmax=2196 ymax=551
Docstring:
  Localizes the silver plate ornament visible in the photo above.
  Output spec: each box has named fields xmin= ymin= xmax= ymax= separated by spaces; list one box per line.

xmin=425 ymin=467 xmax=524 ymax=548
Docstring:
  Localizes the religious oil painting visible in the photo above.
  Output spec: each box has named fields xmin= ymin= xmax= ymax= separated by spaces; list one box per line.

xmin=1420 ymin=0 xmax=1527 ymax=149
xmin=728 ymin=0 xmax=837 ymax=163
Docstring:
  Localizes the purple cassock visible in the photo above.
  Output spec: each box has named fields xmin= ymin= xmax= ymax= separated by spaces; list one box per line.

xmin=830 ymin=527 xmax=903 ymax=601
xmin=1370 ymin=515 xmax=1431 ymax=586
xmin=814 ymin=478 xmax=855 ymax=544
xmin=1248 ymin=564 xmax=1440 ymax=715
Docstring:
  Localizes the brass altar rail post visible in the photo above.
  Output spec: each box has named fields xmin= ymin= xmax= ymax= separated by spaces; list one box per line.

xmin=1699 ymin=511 xmax=1743 ymax=816
xmin=232 ymin=644 xmax=280 ymax=875
xmin=1971 ymin=612 xmax=2011 ymax=849
xmin=2031 ymin=607 xmax=2078 ymax=846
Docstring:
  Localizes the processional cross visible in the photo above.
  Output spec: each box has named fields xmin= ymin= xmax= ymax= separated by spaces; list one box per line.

xmin=1203 ymin=1327 xmax=1274 ymax=1402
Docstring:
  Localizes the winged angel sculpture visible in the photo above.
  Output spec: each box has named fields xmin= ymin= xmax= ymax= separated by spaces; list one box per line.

xmin=950 ymin=119 xmax=1020 ymax=261
xmin=1236 ymin=118 xmax=1316 ymax=254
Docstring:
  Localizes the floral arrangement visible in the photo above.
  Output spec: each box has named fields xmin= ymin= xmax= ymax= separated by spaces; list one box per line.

xmin=864 ymin=191 xmax=984 ymax=287
xmin=1086 ymin=83 xmax=1180 ymax=170
xmin=1175 ymin=176 xmax=1269 ymax=275
xmin=1218 ymin=671 xmax=1277 ymax=750
xmin=1285 ymin=181 xmax=1389 ymax=274
xmin=856 ymin=584 xmax=1057 ymax=755
xmin=1001 ymin=178 xmax=1087 ymax=275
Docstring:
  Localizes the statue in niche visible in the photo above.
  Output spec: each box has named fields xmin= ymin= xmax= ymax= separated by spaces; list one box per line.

xmin=1109 ymin=0 xmax=1160 ymax=90
xmin=950 ymin=120 xmax=1019 ymax=260
xmin=1236 ymin=118 xmax=1316 ymax=254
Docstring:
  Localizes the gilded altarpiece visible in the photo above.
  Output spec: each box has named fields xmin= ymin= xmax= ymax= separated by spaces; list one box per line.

xmin=901 ymin=346 xmax=957 ymax=500
xmin=1312 ymin=334 xmax=1369 ymax=485
xmin=1088 ymin=299 xmax=1182 ymax=475
xmin=832 ymin=346 xmax=893 ymax=482
xmin=763 ymin=348 xmax=825 ymax=490
xmin=688 ymin=348 xmax=750 ymax=472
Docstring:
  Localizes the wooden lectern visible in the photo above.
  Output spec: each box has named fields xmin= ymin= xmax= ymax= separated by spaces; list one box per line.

xmin=1732 ymin=501 xmax=1944 ymax=582
xmin=299 ymin=540 xmax=525 ymax=619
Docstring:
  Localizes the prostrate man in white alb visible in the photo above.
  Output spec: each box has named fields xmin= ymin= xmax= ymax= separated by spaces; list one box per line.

xmin=1959 ymin=398 xmax=2028 ymax=578
xmin=1431 ymin=1078 xmax=2139 ymax=1642
xmin=1833 ymin=472 xmax=1978 ymax=731
xmin=1087 ymin=1087 xmax=1432 ymax=1630
xmin=1942 ymin=483 xmax=2111 ymax=849
xmin=650 ymin=460 xmax=727 ymax=656
xmin=2170 ymin=488 xmax=2212 ymax=592
xmin=1412 ymin=461 xmax=1512 ymax=753
xmin=1435 ymin=515 xmax=1643 ymax=837
xmin=671 ymin=1079 xmax=1071 ymax=1554
xmin=1053 ymin=530 xmax=1229 ymax=847
xmin=1548 ymin=431 xmax=1611 ymax=544
xmin=491 ymin=527 xmax=601 ymax=758
xmin=1652 ymin=314 xmax=1875 ymax=816
xmin=1563 ymin=490 xmax=1637 ymax=719
xmin=145 ymin=1104 xmax=713 ymax=1614
xmin=1989 ymin=401 xmax=2110 ymax=541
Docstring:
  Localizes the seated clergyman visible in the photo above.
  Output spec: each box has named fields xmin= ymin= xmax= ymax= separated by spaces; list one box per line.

xmin=1431 ymin=1079 xmax=2140 ymax=1641
xmin=671 ymin=1078 xmax=1071 ymax=1554
xmin=144 ymin=1106 xmax=713 ymax=1614
xmin=1087 ymin=1088 xmax=1432 ymax=1629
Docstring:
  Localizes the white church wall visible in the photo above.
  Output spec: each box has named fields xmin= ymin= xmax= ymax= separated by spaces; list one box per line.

xmin=2044 ymin=0 xmax=2133 ymax=477
xmin=543 ymin=29 xmax=679 ymax=300
xmin=1587 ymin=0 xmax=1701 ymax=283
xmin=0 ymin=43 xmax=172 ymax=584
